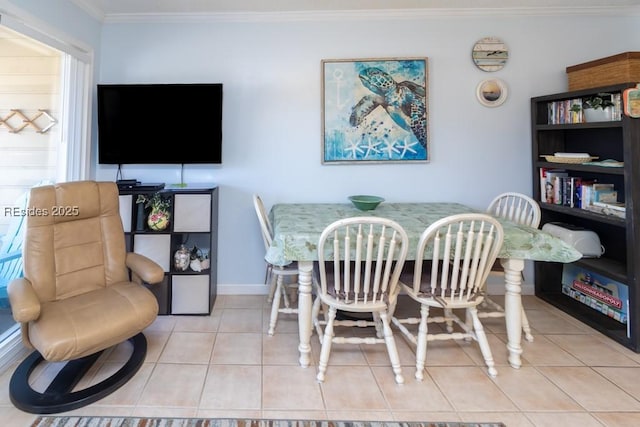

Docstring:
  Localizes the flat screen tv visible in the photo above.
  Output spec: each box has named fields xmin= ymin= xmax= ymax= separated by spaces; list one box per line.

xmin=97 ymin=83 xmax=223 ymax=164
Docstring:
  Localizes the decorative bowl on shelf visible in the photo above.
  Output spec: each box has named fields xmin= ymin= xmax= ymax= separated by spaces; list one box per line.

xmin=541 ymin=154 xmax=598 ymax=164
xmin=348 ymin=195 xmax=385 ymax=211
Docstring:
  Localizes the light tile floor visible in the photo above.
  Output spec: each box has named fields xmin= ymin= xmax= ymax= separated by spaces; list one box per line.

xmin=1 ymin=294 xmax=640 ymax=427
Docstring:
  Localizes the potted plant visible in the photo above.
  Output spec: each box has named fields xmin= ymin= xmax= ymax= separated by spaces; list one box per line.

xmin=581 ymin=93 xmax=615 ymax=122
xmin=136 ymin=192 xmax=171 ymax=231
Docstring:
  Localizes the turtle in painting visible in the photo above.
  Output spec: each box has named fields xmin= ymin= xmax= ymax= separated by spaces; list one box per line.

xmin=349 ymin=67 xmax=426 ymax=147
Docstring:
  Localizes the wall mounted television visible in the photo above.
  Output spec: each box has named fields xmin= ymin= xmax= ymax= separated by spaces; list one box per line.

xmin=97 ymin=83 xmax=223 ymax=164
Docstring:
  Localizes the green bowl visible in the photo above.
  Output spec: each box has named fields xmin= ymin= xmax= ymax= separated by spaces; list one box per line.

xmin=348 ymin=195 xmax=385 ymax=211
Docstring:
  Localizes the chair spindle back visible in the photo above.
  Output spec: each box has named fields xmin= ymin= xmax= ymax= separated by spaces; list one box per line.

xmin=487 ymin=192 xmax=541 ymax=228
xmin=253 ymin=194 xmax=274 ymax=250
xmin=318 ymin=217 xmax=408 ymax=305
xmin=412 ymin=213 xmax=504 ymax=304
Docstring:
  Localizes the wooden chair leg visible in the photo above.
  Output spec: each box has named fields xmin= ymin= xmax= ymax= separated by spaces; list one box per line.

xmin=268 ymin=276 xmax=284 ymax=335
xmin=415 ymin=304 xmax=429 ymax=381
xmin=266 ymin=266 xmax=276 ymax=303
xmin=443 ymin=308 xmax=455 ymax=333
xmin=281 ymin=279 xmax=291 ymax=309
xmin=317 ymin=307 xmax=337 ymax=383
xmin=380 ymin=311 xmax=404 ymax=384
xmin=469 ymin=307 xmax=497 ymax=377
xmin=522 ymin=307 xmax=534 ymax=342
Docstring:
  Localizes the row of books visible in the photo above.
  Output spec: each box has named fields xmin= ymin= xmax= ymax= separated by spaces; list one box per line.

xmin=546 ymin=94 xmax=623 ymax=125
xmin=539 ymin=168 xmax=626 ymax=218
xmin=547 ymin=99 xmax=583 ymax=124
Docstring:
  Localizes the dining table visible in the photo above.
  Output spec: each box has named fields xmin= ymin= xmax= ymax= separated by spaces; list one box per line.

xmin=264 ymin=202 xmax=583 ymax=370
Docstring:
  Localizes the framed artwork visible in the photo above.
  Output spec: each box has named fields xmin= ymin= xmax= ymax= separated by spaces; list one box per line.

xmin=472 ymin=37 xmax=508 ymax=72
xmin=476 ymin=78 xmax=508 ymax=107
xmin=321 ymin=57 xmax=429 ymax=164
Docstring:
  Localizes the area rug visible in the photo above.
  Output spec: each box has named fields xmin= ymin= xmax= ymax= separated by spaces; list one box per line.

xmin=31 ymin=417 xmax=505 ymax=427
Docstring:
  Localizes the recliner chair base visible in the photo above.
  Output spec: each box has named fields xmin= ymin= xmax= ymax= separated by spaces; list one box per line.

xmin=9 ymin=332 xmax=147 ymax=414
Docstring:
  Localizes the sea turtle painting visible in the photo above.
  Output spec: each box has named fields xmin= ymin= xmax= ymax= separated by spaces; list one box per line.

xmin=322 ymin=58 xmax=428 ymax=163
xmin=349 ymin=67 xmax=427 ymax=148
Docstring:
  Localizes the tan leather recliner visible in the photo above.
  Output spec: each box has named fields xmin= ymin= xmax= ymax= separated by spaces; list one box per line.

xmin=7 ymin=181 xmax=164 ymax=414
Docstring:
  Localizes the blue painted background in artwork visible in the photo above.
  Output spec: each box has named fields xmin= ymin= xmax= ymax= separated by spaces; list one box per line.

xmin=323 ymin=59 xmax=428 ymax=163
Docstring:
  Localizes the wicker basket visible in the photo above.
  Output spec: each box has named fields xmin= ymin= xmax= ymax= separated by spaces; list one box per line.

xmin=566 ymin=52 xmax=640 ymax=91
xmin=542 ymin=155 xmax=598 ymax=164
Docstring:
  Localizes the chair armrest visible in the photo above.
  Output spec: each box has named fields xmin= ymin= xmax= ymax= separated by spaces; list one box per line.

xmin=126 ymin=252 xmax=164 ymax=285
xmin=7 ymin=278 xmax=41 ymax=323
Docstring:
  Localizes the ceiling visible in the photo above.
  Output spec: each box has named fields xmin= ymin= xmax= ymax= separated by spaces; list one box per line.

xmin=73 ymin=0 xmax=640 ymax=18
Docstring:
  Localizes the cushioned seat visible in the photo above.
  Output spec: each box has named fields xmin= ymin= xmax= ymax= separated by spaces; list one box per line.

xmin=27 ymin=282 xmax=157 ymax=361
xmin=7 ymin=181 xmax=163 ymax=414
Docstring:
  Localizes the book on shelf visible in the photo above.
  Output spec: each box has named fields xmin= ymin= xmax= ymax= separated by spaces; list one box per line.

xmin=543 ymin=177 xmax=621 ymax=210
xmin=555 ymin=176 xmax=583 ymax=208
xmin=564 ymin=176 xmax=582 ymax=208
xmin=546 ymin=99 xmax=583 ymax=124
xmin=593 ymin=200 xmax=625 ymax=211
xmin=592 ymin=183 xmax=617 ymax=204
xmin=546 ymin=94 xmax=622 ymax=124
xmin=540 ymin=168 xmax=568 ymax=204
xmin=580 ymin=180 xmax=596 ymax=209
xmin=613 ymin=93 xmax=623 ymax=121
xmin=590 ymin=201 xmax=626 ymax=219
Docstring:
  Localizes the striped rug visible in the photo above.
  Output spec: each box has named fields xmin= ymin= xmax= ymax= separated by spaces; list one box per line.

xmin=31 ymin=417 xmax=505 ymax=427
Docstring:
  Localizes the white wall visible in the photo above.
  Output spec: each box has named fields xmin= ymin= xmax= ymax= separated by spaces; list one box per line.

xmin=8 ymin=5 xmax=633 ymax=291
xmin=95 ymin=11 xmax=640 ymax=290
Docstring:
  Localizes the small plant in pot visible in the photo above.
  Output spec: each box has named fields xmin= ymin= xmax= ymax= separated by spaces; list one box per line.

xmin=580 ymin=93 xmax=615 ymax=122
xmin=136 ymin=192 xmax=171 ymax=231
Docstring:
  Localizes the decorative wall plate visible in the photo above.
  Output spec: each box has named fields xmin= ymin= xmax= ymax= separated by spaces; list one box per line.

xmin=472 ymin=37 xmax=508 ymax=72
xmin=476 ymin=79 xmax=508 ymax=107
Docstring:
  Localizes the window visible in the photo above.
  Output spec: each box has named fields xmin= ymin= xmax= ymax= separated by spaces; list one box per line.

xmin=0 ymin=11 xmax=93 ymax=369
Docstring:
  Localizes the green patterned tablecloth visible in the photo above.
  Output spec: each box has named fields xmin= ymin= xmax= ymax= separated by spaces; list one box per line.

xmin=265 ymin=202 xmax=582 ymax=266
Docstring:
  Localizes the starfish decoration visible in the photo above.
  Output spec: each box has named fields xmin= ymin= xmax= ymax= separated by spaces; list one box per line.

xmin=381 ymin=140 xmax=400 ymax=158
xmin=363 ymin=136 xmax=382 ymax=158
xmin=397 ymin=137 xmax=419 ymax=157
xmin=344 ymin=138 xmax=364 ymax=158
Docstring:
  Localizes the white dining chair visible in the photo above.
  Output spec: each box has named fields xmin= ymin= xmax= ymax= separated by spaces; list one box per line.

xmin=312 ymin=217 xmax=409 ymax=384
xmin=253 ymin=194 xmax=299 ymax=335
xmin=391 ymin=213 xmax=504 ymax=378
xmin=484 ymin=191 xmax=541 ymax=342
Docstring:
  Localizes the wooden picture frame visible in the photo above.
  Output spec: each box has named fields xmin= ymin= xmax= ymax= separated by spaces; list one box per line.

xmin=321 ymin=57 xmax=429 ymax=164
xmin=476 ymin=78 xmax=508 ymax=107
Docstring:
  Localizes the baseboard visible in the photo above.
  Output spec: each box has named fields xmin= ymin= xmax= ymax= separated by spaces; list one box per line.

xmin=218 ymin=284 xmax=270 ymax=295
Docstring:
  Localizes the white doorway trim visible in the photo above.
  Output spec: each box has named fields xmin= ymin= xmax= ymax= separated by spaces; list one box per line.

xmin=61 ymin=54 xmax=93 ymax=181
xmin=0 ymin=4 xmax=94 ymax=371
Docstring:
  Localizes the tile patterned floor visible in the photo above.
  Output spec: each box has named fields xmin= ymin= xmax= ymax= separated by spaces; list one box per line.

xmin=1 ymin=294 xmax=640 ymax=426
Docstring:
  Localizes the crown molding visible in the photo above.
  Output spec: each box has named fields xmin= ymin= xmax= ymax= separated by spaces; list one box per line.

xmin=0 ymin=0 xmax=93 ymax=61
xmin=69 ymin=0 xmax=105 ymax=22
xmin=102 ymin=6 xmax=640 ymax=24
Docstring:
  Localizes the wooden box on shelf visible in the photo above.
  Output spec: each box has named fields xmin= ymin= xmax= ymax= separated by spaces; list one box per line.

xmin=566 ymin=52 xmax=640 ymax=91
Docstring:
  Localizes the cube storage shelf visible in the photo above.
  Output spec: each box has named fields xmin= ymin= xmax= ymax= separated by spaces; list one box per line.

xmin=531 ymin=83 xmax=640 ymax=351
xmin=118 ymin=185 xmax=218 ymax=315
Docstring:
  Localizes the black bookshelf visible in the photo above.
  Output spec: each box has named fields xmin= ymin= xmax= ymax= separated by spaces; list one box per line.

xmin=531 ymin=83 xmax=640 ymax=352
